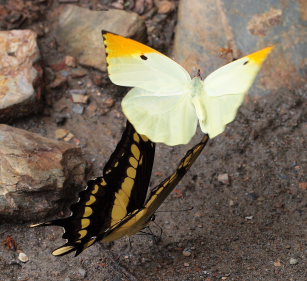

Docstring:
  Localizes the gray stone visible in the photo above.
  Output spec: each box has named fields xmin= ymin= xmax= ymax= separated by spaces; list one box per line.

xmin=173 ymin=0 xmax=307 ymax=95
xmin=289 ymin=258 xmax=298 ymax=265
xmin=55 ymin=5 xmax=146 ymax=71
xmin=0 ymin=125 xmax=86 ymax=222
xmin=0 ymin=29 xmax=43 ymax=122
xmin=78 ymin=268 xmax=86 ymax=278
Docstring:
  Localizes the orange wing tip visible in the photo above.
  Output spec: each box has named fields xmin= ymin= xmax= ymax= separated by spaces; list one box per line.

xmin=247 ymin=46 xmax=274 ymax=65
xmin=102 ymin=31 xmax=162 ymax=58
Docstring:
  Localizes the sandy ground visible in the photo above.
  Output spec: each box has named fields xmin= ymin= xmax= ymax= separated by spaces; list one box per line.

xmin=0 ymin=1 xmax=306 ymax=280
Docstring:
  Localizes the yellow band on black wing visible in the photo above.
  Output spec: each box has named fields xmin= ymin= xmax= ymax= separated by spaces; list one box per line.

xmin=98 ymin=134 xmax=209 ymax=241
xmin=144 ymin=134 xmax=209 ymax=213
xmin=31 ymin=121 xmax=155 ymax=256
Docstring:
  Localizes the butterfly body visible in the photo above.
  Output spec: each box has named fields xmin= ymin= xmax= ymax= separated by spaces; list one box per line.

xmin=103 ymin=32 xmax=273 ymax=146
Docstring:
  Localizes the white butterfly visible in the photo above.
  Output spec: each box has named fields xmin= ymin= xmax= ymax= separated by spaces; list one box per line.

xmin=103 ymin=32 xmax=273 ymax=146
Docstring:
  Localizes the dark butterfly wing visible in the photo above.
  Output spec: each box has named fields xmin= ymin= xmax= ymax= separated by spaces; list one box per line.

xmin=98 ymin=134 xmax=209 ymax=240
xmin=144 ymin=134 xmax=209 ymax=213
xmin=31 ymin=121 xmax=155 ymax=256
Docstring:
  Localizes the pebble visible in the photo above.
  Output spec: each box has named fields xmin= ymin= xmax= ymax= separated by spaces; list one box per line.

xmin=217 ymin=173 xmax=230 ymax=185
xmin=78 ymin=268 xmax=86 ymax=278
xmin=71 ymin=68 xmax=87 ymax=78
xmin=64 ymin=55 xmax=77 ymax=67
xmin=49 ymin=74 xmax=67 ymax=88
xmin=156 ymin=0 xmax=176 ymax=14
xmin=274 ymin=260 xmax=282 ymax=267
xmin=245 ymin=216 xmax=253 ymax=220
xmin=299 ymin=182 xmax=307 ymax=190
xmin=289 ymin=258 xmax=298 ymax=265
xmin=229 ymin=200 xmax=235 ymax=206
xmin=104 ymin=97 xmax=115 ymax=107
xmin=71 ymin=94 xmax=89 ymax=104
xmin=72 ymin=104 xmax=85 ymax=114
xmin=18 ymin=252 xmax=29 ymax=263
xmin=68 ymin=89 xmax=87 ymax=95
xmin=55 ymin=128 xmax=69 ymax=139
xmin=183 ymin=262 xmax=190 ymax=267
xmin=92 ymin=74 xmax=104 ymax=86
xmin=64 ymin=132 xmax=74 ymax=142
xmin=182 ymin=249 xmax=191 ymax=257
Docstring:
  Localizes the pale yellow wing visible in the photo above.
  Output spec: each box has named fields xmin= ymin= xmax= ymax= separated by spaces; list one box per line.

xmin=122 ymin=87 xmax=198 ymax=145
xmin=102 ymin=32 xmax=191 ymax=93
xmin=195 ymin=46 xmax=274 ymax=138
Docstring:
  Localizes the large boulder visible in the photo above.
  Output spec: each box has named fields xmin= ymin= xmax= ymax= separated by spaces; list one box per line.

xmin=173 ymin=0 xmax=307 ymax=95
xmin=55 ymin=5 xmax=146 ymax=71
xmin=0 ymin=125 xmax=86 ymax=222
xmin=0 ymin=29 xmax=43 ymax=122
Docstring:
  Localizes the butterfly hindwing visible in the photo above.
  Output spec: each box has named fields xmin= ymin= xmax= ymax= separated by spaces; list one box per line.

xmin=97 ymin=134 xmax=210 ymax=241
xmin=122 ymin=87 xmax=198 ymax=145
xmin=31 ymin=122 xmax=155 ymax=256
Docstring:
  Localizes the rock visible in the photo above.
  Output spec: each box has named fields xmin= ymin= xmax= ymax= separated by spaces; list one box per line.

xmin=78 ymin=268 xmax=86 ymax=278
xmin=299 ymin=182 xmax=307 ymax=190
xmin=49 ymin=74 xmax=67 ymax=88
xmin=103 ymin=97 xmax=115 ymax=108
xmin=173 ymin=0 xmax=307 ymax=94
xmin=64 ymin=132 xmax=75 ymax=142
xmin=55 ymin=5 xmax=146 ymax=71
xmin=289 ymin=258 xmax=298 ymax=265
xmin=182 ymin=249 xmax=191 ymax=257
xmin=0 ymin=125 xmax=85 ymax=222
xmin=71 ymin=94 xmax=89 ymax=104
xmin=217 ymin=173 xmax=230 ymax=185
xmin=155 ymin=0 xmax=176 ymax=14
xmin=72 ymin=104 xmax=84 ymax=114
xmin=18 ymin=252 xmax=29 ymax=263
xmin=71 ymin=68 xmax=87 ymax=78
xmin=55 ymin=128 xmax=69 ymax=139
xmin=0 ymin=29 xmax=43 ymax=122
xmin=64 ymin=55 xmax=77 ymax=67
xmin=68 ymin=89 xmax=87 ymax=95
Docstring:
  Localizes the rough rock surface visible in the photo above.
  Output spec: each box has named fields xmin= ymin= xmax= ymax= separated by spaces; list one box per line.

xmin=0 ymin=125 xmax=86 ymax=222
xmin=55 ymin=5 xmax=146 ymax=71
xmin=173 ymin=0 xmax=307 ymax=95
xmin=0 ymin=29 xmax=43 ymax=122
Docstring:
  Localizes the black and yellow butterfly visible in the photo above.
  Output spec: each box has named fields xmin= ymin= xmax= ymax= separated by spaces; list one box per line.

xmin=32 ymin=122 xmax=208 ymax=256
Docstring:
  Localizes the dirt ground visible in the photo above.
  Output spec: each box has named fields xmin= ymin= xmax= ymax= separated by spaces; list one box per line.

xmin=0 ymin=1 xmax=307 ymax=281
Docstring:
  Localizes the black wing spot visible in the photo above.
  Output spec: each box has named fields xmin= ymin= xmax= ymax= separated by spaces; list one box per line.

xmin=243 ymin=60 xmax=249 ymax=65
xmin=140 ymin=55 xmax=148 ymax=60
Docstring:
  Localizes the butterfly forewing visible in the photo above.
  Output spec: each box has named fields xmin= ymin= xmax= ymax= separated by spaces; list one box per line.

xmin=31 ymin=122 xmax=155 ymax=256
xmin=144 ymin=134 xmax=209 ymax=213
xmin=102 ymin=32 xmax=191 ymax=94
